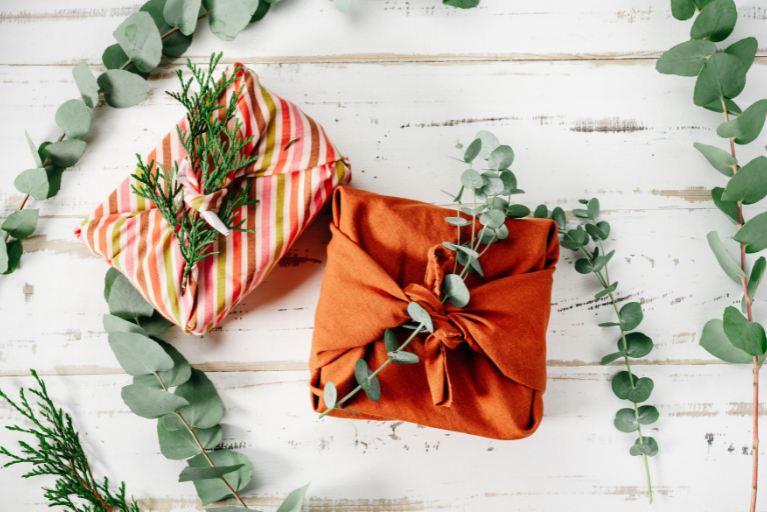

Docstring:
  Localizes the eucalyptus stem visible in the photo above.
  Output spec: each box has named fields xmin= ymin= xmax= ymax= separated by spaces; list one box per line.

xmin=154 ymin=371 xmax=249 ymax=509
xmin=4 ymin=132 xmax=65 ymax=245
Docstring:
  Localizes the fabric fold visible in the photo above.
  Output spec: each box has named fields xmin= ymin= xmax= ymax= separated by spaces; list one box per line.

xmin=309 ymin=187 xmax=559 ymax=440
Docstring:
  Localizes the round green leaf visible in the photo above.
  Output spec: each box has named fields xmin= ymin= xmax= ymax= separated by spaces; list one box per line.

xmin=623 ymin=332 xmax=653 ymax=358
xmin=627 ymin=377 xmax=654 ymax=403
xmin=620 ymin=302 xmax=643 ymax=331
xmin=656 ymin=39 xmax=717 ymax=77
xmin=671 ymin=0 xmax=696 ymax=20
xmin=614 ymin=408 xmax=639 ymax=433
xmin=108 ymin=274 xmax=155 ymax=321
xmin=505 ymin=204 xmax=530 ymax=219
xmin=407 ymin=302 xmax=434 ymax=332
xmin=499 ymin=169 xmax=517 ymax=195
xmin=383 ymin=329 xmax=399 ymax=353
xmin=158 ymin=420 xmax=222 ymax=460
xmin=108 ymin=332 xmax=174 ymax=376
xmin=55 ymin=99 xmax=91 ymax=140
xmin=725 ymin=37 xmax=758 ymax=72
xmin=113 ymin=12 xmax=163 ymax=73
xmin=693 ymin=52 xmax=746 ymax=107
xmin=487 ymin=145 xmax=514 ymax=170
xmin=712 ymin=187 xmax=740 ymax=224
xmin=494 ymin=223 xmax=509 ymax=241
xmin=489 ymin=197 xmax=509 ymax=211
xmin=717 ymin=100 xmax=767 ymax=145
xmin=463 ymin=138 xmax=482 ymax=163
xmin=630 ymin=436 xmax=659 ymax=457
xmin=722 ymin=156 xmax=767 ymax=205
xmin=162 ymin=369 xmax=224 ymax=430
xmin=133 ymin=340 xmax=191 ymax=388
xmin=444 ymin=0 xmax=480 ymax=8
xmin=203 ymin=0 xmax=255 ymax=42
xmin=690 ymin=0 xmax=737 ymax=43
xmin=2 ymin=209 xmax=38 ymax=240
xmin=637 ymin=405 xmax=659 ymax=425
xmin=574 ymin=258 xmax=593 ymax=275
xmin=551 ymin=207 xmax=566 ymax=230
xmin=586 ymin=198 xmax=600 ymax=220
xmin=723 ymin=306 xmax=767 ymax=357
xmin=97 ymin=69 xmax=151 ymax=108
xmin=480 ymin=209 xmax=505 ymax=229
xmin=475 ymin=130 xmax=499 ymax=159
xmin=611 ymin=371 xmax=632 ymax=400
xmin=164 ymin=0 xmax=203 ymax=35
xmin=44 ymin=139 xmax=86 ymax=168
xmin=141 ymin=0 xmax=194 ymax=58
xmin=121 ymin=384 xmax=189 ymax=418
xmin=1 ymin=239 xmax=22 ymax=275
xmin=693 ymin=142 xmax=736 ymax=177
xmin=442 ymin=273 xmax=470 ymax=308
xmin=461 ymin=169 xmax=483 ymax=189
xmin=481 ymin=171 xmax=505 ymax=195
xmin=533 ymin=204 xmax=548 ymax=219
xmin=187 ymin=449 xmax=253 ymax=506
xmin=366 ymin=374 xmax=381 ymax=401
xmin=323 ymin=381 xmax=337 ymax=409
xmin=102 ymin=44 xmax=150 ymax=79
xmin=72 ymin=61 xmax=100 ymax=108
xmin=735 ymin=211 xmax=767 ymax=253
xmin=585 ymin=223 xmax=606 ymax=241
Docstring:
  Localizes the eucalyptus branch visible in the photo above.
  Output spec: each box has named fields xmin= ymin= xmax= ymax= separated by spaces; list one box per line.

xmin=0 ymin=370 xmax=140 ymax=512
xmin=658 ymin=1 xmax=767 ymax=509
xmin=319 ymin=131 xmax=529 ymax=417
xmin=549 ymin=199 xmax=658 ymax=504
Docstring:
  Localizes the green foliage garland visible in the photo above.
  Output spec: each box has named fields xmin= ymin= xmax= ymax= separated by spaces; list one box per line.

xmin=541 ymin=200 xmax=658 ymax=503
xmin=320 ymin=131 xmax=528 ymax=417
xmin=103 ymin=267 xmax=308 ymax=510
xmin=658 ymin=1 xmax=766 ymax=509
xmin=0 ymin=370 xmax=141 ymax=512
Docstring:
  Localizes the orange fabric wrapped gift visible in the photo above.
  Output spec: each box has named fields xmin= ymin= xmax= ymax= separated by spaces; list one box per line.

xmin=309 ymin=187 xmax=559 ymax=440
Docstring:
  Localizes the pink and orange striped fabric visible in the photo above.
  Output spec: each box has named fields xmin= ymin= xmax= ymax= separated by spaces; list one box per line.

xmin=75 ymin=63 xmax=351 ymax=335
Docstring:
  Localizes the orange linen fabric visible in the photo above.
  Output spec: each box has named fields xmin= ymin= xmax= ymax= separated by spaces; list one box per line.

xmin=309 ymin=187 xmax=559 ymax=440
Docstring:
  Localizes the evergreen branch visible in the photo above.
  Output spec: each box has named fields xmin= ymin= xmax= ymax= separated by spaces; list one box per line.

xmin=0 ymin=370 xmax=140 ymax=512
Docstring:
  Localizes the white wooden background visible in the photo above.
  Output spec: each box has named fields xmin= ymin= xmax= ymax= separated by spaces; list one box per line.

xmin=1 ymin=0 xmax=767 ymax=510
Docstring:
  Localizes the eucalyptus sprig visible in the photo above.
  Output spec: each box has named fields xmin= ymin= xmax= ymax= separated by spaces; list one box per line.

xmin=658 ymin=1 xmax=767 ymax=509
xmin=329 ymin=0 xmax=479 ymax=12
xmin=103 ymin=268 xmax=308 ymax=510
xmin=0 ymin=370 xmax=140 ymax=512
xmin=320 ymin=131 xmax=527 ymax=418
xmin=2 ymin=0 xmax=278 ymax=278
xmin=543 ymin=199 xmax=658 ymax=504
xmin=131 ymin=54 xmax=259 ymax=293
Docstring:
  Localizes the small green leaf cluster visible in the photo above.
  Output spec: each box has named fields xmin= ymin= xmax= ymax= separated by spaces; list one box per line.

xmin=0 ymin=370 xmax=141 ymax=512
xmin=103 ymin=268 xmax=308 ymax=510
xmin=659 ymin=1 xmax=767 ymax=365
xmin=132 ymin=54 xmax=259 ymax=294
xmin=330 ymin=0 xmax=479 ymax=13
xmin=547 ymin=199 xmax=657 ymax=503
xmin=3 ymin=0 xmax=275 ymax=279
xmin=320 ymin=132 xmax=525 ymax=418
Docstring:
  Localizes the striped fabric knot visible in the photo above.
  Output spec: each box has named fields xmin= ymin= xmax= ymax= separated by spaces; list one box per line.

xmin=176 ymin=158 xmax=231 ymax=235
xmin=75 ymin=62 xmax=352 ymax=335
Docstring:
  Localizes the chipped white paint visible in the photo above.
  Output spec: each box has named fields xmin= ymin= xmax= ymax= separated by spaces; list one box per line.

xmin=1 ymin=0 xmax=767 ymax=511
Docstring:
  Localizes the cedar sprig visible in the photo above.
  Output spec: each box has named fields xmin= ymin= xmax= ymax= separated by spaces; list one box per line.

xmin=131 ymin=53 xmax=259 ymax=293
xmin=0 ymin=369 xmax=140 ymax=512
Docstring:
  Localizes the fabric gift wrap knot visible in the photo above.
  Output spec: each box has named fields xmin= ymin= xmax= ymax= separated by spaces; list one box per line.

xmin=75 ymin=63 xmax=351 ymax=335
xmin=309 ymin=187 xmax=559 ymax=440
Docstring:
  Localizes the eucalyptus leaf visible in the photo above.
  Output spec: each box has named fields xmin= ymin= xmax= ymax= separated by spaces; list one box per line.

xmin=627 ymin=377 xmax=654 ymax=403
xmin=443 ymin=0 xmax=480 ymax=7
xmin=179 ymin=464 xmax=244 ymax=482
xmin=630 ymin=436 xmax=659 ymax=457
xmin=333 ymin=0 xmax=353 ymax=12
xmin=601 ymin=351 xmax=628 ymax=366
xmin=1 ymin=239 xmax=22 ymax=275
xmin=108 ymin=274 xmax=155 ymax=321
xmin=480 ymin=210 xmax=505 ymax=229
xmin=707 ymin=231 xmax=746 ymax=284
xmin=158 ymin=420 xmax=222 ymax=460
xmin=690 ymin=0 xmax=737 ymax=43
xmin=445 ymin=216 xmax=471 ymax=227
xmin=354 ymin=359 xmax=381 ymax=401
xmin=585 ymin=223 xmax=606 ymax=241
xmin=487 ymin=145 xmax=514 ymax=170
xmin=637 ymin=405 xmax=659 ymax=425
xmin=475 ymin=130 xmax=499 ymax=159
xmin=717 ymin=100 xmax=767 ymax=145
xmin=442 ymin=274 xmax=470 ymax=308
xmin=72 ymin=61 xmax=100 ymax=108
xmin=250 ymin=0 xmax=271 ymax=22
xmin=2 ymin=209 xmax=38 ymax=240
xmin=44 ymin=140 xmax=86 ymax=168
xmin=162 ymin=369 xmax=224 ymax=430
xmin=620 ymin=302 xmax=643 ymax=331
xmin=499 ymin=169 xmax=516 ymax=195
xmin=534 ymin=204 xmax=548 ymax=219
xmin=748 ymin=257 xmax=766 ymax=300
xmin=389 ymin=351 xmax=419 ymax=365
xmin=622 ymin=332 xmax=653 ymax=358
xmin=614 ymin=408 xmax=639 ymax=433
xmin=656 ymin=39 xmax=717 ymax=76
xmin=323 ymin=381 xmax=337 ymax=409
xmin=551 ymin=207 xmax=566 ymax=230
xmin=133 ymin=340 xmax=191 ymax=389
xmin=142 ymin=310 xmax=174 ymax=337
xmin=25 ymin=131 xmax=42 ymax=168
xmin=611 ymin=371 xmax=633 ymax=400
xmin=488 ymin=197 xmax=509 ymax=212
xmin=104 ymin=267 xmax=121 ymax=302
xmin=493 ymin=224 xmax=509 ymax=242
xmin=274 ymin=484 xmax=311 ymax=512
xmin=700 ymin=318 xmax=755 ymax=364
xmin=121 ymin=384 xmax=189 ymax=418
xmin=55 ymin=99 xmax=91 ymax=140
xmin=712 ymin=187 xmax=739 ymax=223
xmin=595 ymin=281 xmax=618 ymax=299
xmin=407 ymin=302 xmax=434 ymax=333
xmin=693 ymin=52 xmax=746 ymax=107
xmin=505 ymin=204 xmax=530 ymax=219
xmin=108 ymin=332 xmax=174 ymax=376
xmin=203 ymin=0 xmax=256 ymax=41
xmin=725 ymin=37 xmax=758 ymax=72
xmin=704 ymin=97 xmax=742 ymax=116
xmin=384 ymin=329 xmax=399 ymax=353
xmin=461 ymin=169 xmax=483 ymax=189
xmin=723 ymin=306 xmax=767 ymax=357
xmin=102 ymin=44 xmax=149 ymax=78
xmin=187 ymin=449 xmax=253 ymax=506
xmin=97 ymin=70 xmax=151 ymax=108
xmin=735 ymin=211 xmax=767 ymax=253
xmin=481 ymin=171 xmax=505 ymax=195
xmin=463 ymin=138 xmax=482 ymax=163
xmin=0 ymin=240 xmax=7 ymax=274
xmin=140 ymin=0 xmax=194 ymax=58
xmin=671 ymin=0 xmax=696 ymax=20
xmin=113 ymin=12 xmax=163 ymax=73
xmin=722 ymin=156 xmax=767 ymax=204
xmin=693 ymin=142 xmax=736 ymax=177
xmin=103 ymin=313 xmax=146 ymax=335
xmin=575 ymin=258 xmax=593 ymax=275
xmin=164 ymin=0 xmax=202 ymax=35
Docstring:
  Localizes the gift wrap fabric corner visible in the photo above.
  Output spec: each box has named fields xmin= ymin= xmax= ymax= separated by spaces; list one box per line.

xmin=75 ymin=62 xmax=351 ymax=335
xmin=309 ymin=187 xmax=559 ymax=440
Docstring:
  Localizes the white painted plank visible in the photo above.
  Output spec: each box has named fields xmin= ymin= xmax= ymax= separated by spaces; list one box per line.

xmin=0 ymin=207 xmax=759 ymax=375
xmin=0 ymin=367 xmax=760 ymax=511
xmin=1 ymin=0 xmax=766 ymax=65
xmin=3 ymin=60 xmax=767 ymax=219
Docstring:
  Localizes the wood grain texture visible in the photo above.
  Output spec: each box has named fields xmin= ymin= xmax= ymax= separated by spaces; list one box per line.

xmin=2 ymin=0 xmax=767 ymax=510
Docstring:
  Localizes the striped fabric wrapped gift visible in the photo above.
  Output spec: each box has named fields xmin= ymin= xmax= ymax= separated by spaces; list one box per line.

xmin=75 ymin=63 xmax=351 ymax=335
